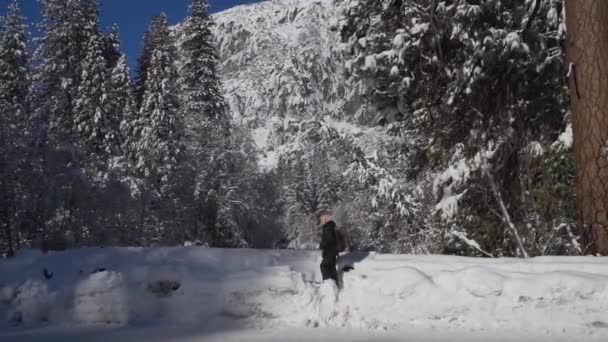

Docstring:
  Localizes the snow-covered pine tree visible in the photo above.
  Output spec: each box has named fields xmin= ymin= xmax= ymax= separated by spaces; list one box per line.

xmin=179 ymin=0 xmax=227 ymax=125
xmin=73 ymin=31 xmax=122 ymax=176
xmin=110 ymin=55 xmax=136 ymax=160
xmin=30 ymin=0 xmax=131 ymax=248
xmin=134 ymin=15 xmax=168 ymax=110
xmin=281 ymin=154 xmax=327 ymax=249
xmin=33 ymin=0 xmax=100 ymax=143
xmin=275 ymin=122 xmax=359 ymax=249
xmin=0 ymin=0 xmax=30 ymax=257
xmin=102 ymin=25 xmax=122 ymax=70
xmin=340 ymin=0 xmax=571 ymax=256
xmin=179 ymin=0 xmax=246 ymax=247
xmin=136 ymin=14 xmax=183 ymax=180
xmin=135 ymin=13 xmax=187 ymax=244
xmin=179 ymin=0 xmax=228 ymax=153
xmin=227 ymin=128 xmax=283 ymax=248
xmin=103 ymin=30 xmax=134 ymax=155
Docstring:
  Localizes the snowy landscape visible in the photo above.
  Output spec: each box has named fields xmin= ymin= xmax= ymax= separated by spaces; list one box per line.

xmin=2 ymin=247 xmax=608 ymax=341
xmin=2 ymin=0 xmax=608 ymax=340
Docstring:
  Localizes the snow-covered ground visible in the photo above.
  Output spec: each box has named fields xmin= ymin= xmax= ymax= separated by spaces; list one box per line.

xmin=2 ymin=248 xmax=608 ymax=341
xmin=4 ymin=325 xmax=601 ymax=342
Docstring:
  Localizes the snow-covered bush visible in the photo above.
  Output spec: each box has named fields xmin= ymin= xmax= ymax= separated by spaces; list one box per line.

xmin=73 ymin=271 xmax=128 ymax=325
xmin=8 ymin=280 xmax=54 ymax=324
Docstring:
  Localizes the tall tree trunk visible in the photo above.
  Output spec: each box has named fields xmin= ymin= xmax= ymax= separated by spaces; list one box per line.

xmin=139 ymin=192 xmax=147 ymax=245
xmin=5 ymin=221 xmax=14 ymax=258
xmin=565 ymin=0 xmax=608 ymax=255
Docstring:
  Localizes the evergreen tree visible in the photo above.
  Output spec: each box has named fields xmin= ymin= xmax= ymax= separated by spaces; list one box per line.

xmin=179 ymin=0 xmax=236 ymax=246
xmin=136 ymin=14 xmax=183 ymax=179
xmin=0 ymin=0 xmax=29 ymax=257
xmin=111 ymin=55 xmax=136 ymax=160
xmin=33 ymin=0 xmax=100 ymax=144
xmin=135 ymin=13 xmax=186 ymax=242
xmin=102 ymin=25 xmax=122 ymax=70
xmin=276 ymin=124 xmax=352 ymax=249
xmin=179 ymin=0 xmax=227 ymax=126
xmin=134 ymin=15 xmax=168 ymax=110
xmin=74 ymin=32 xmax=122 ymax=174
xmin=31 ymin=0 xmax=126 ymax=247
xmin=78 ymin=32 xmax=134 ymax=247
xmin=340 ymin=0 xmax=570 ymax=256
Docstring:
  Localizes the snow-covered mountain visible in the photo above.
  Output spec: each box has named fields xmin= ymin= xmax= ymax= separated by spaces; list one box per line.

xmin=204 ymin=0 xmax=429 ymax=252
xmin=213 ymin=0 xmax=366 ymax=169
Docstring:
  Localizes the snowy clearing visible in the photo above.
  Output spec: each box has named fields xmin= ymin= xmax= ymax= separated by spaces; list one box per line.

xmin=1 ymin=248 xmax=608 ymax=341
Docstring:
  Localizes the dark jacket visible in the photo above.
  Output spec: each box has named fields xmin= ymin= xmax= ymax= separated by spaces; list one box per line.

xmin=320 ymin=221 xmax=338 ymax=265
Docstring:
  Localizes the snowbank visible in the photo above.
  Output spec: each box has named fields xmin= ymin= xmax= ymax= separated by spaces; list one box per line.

xmin=1 ymin=248 xmax=608 ymax=340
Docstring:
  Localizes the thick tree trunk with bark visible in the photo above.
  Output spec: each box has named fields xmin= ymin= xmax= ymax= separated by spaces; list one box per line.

xmin=565 ymin=0 xmax=608 ymax=255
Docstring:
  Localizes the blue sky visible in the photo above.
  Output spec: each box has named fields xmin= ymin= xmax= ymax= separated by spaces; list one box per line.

xmin=0 ymin=0 xmax=261 ymax=71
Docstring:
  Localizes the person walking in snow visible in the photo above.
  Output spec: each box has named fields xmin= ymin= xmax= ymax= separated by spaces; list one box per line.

xmin=319 ymin=215 xmax=339 ymax=285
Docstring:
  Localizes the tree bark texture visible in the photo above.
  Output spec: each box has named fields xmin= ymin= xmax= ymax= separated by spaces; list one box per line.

xmin=565 ymin=0 xmax=608 ymax=255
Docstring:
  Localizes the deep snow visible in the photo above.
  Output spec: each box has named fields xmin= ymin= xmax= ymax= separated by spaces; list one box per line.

xmin=1 ymin=247 xmax=608 ymax=341
xmin=4 ymin=325 xmax=603 ymax=342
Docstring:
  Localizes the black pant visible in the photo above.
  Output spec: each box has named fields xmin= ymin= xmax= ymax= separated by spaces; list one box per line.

xmin=320 ymin=263 xmax=338 ymax=283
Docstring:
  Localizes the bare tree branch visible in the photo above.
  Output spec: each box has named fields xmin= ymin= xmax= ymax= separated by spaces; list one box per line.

xmin=451 ymin=231 xmax=495 ymax=258
xmin=483 ymin=161 xmax=529 ymax=259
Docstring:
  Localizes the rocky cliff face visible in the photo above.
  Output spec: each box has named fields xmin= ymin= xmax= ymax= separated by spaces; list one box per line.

xmin=205 ymin=0 xmax=431 ymax=252
xmin=213 ymin=0 xmax=370 ymax=168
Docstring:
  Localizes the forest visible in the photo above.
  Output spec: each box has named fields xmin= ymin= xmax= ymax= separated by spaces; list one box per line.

xmin=0 ymin=0 xmax=604 ymax=258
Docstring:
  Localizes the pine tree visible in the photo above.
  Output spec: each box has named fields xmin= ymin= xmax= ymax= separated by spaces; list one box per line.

xmin=73 ymin=31 xmax=121 ymax=174
xmin=179 ymin=0 xmax=235 ymax=246
xmin=111 ymin=55 xmax=136 ymax=160
xmin=276 ymin=133 xmax=346 ymax=249
xmin=31 ymin=0 xmax=122 ymax=247
xmin=340 ymin=0 xmax=570 ymax=256
xmin=0 ymin=0 xmax=29 ymax=257
xmin=134 ymin=15 xmax=168 ymax=110
xmin=33 ymin=0 xmax=100 ymax=144
xmin=102 ymin=25 xmax=122 ymax=70
xmin=179 ymin=0 xmax=227 ymax=127
xmin=135 ymin=13 xmax=186 ymax=242
xmin=136 ymin=14 xmax=183 ymax=179
xmin=179 ymin=0 xmax=229 ymax=173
